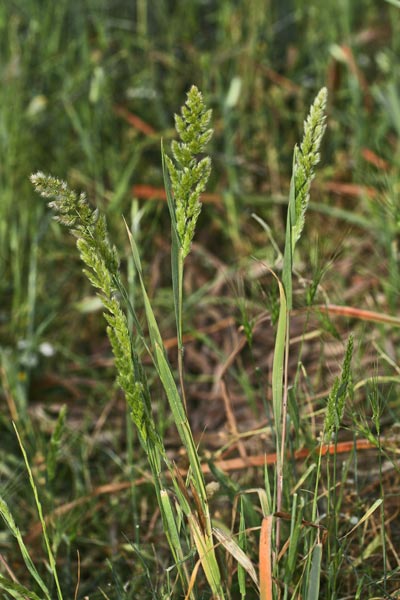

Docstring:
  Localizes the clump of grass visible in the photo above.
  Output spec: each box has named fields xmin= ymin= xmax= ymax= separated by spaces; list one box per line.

xmin=28 ymin=86 xmax=332 ymax=599
xmin=0 ymin=82 xmax=392 ymax=600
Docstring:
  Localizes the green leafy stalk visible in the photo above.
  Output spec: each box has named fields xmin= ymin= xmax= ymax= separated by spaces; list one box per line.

xmin=31 ymin=88 xmax=224 ymax=598
xmin=306 ymin=544 xmax=322 ymax=600
xmin=125 ymin=224 xmax=224 ymax=598
xmin=31 ymin=173 xmax=193 ymax=592
xmin=274 ymin=88 xmax=328 ymax=541
xmin=163 ymin=86 xmax=213 ymax=410
xmin=133 ymin=85 xmax=222 ymax=598
xmin=16 ymin=423 xmax=63 ymax=600
xmin=0 ymin=497 xmax=51 ymax=599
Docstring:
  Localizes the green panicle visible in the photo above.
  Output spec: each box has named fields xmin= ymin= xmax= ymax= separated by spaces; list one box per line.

xmin=31 ymin=172 xmax=157 ymax=446
xmin=165 ymin=85 xmax=213 ymax=258
xmin=282 ymin=87 xmax=328 ymax=310
xmin=325 ymin=334 xmax=354 ymax=436
xmin=292 ymin=87 xmax=328 ymax=251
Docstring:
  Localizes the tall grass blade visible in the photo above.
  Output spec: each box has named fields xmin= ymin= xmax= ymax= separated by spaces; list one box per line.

xmin=271 ymin=274 xmax=287 ymax=441
xmin=188 ymin=514 xmax=224 ymax=599
xmin=123 ymin=188 xmax=224 ymax=598
xmin=306 ymin=543 xmax=322 ymax=600
xmin=124 ymin=223 xmax=208 ymax=503
xmin=341 ymin=499 xmax=383 ymax=539
xmin=13 ymin=424 xmax=63 ymax=600
xmin=159 ymin=489 xmax=191 ymax=593
xmin=238 ymin=498 xmax=248 ymax=598
xmin=0 ymin=498 xmax=51 ymax=600
xmin=0 ymin=575 xmax=44 ymax=600
xmin=282 ymin=165 xmax=295 ymax=309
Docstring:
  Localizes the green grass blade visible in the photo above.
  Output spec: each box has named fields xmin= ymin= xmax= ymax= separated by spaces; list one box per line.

xmin=188 ymin=514 xmax=224 ymax=599
xmin=271 ymin=274 xmax=287 ymax=441
xmin=385 ymin=0 xmax=400 ymax=9
xmin=341 ymin=499 xmax=383 ymax=539
xmin=238 ymin=498 xmax=248 ymax=599
xmin=124 ymin=221 xmax=224 ymax=597
xmin=124 ymin=222 xmax=203 ymax=484
xmin=154 ymin=342 xmax=206 ymax=500
xmin=0 ymin=497 xmax=51 ymax=599
xmin=0 ymin=575 xmax=45 ymax=600
xmin=159 ymin=488 xmax=191 ymax=593
xmin=13 ymin=424 xmax=63 ymax=600
xmin=306 ymin=543 xmax=322 ymax=600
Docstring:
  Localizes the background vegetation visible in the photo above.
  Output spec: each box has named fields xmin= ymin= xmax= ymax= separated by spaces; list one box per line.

xmin=1 ymin=1 xmax=400 ymax=598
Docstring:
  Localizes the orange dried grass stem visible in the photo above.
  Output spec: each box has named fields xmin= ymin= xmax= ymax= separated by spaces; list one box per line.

xmin=259 ymin=515 xmax=274 ymax=600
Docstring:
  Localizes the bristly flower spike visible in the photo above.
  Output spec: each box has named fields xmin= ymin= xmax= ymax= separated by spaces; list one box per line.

xmin=30 ymin=172 xmax=158 ymax=446
xmin=292 ymin=86 xmax=328 ymax=250
xmin=165 ymin=85 xmax=213 ymax=258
